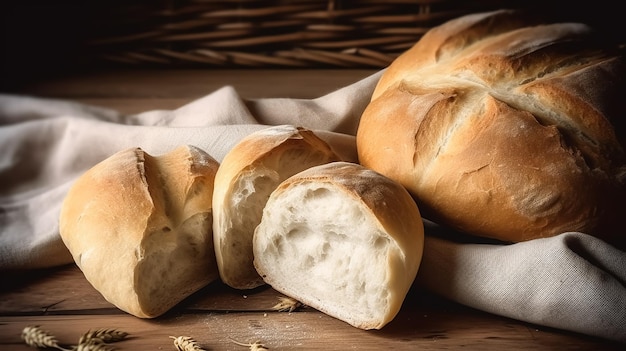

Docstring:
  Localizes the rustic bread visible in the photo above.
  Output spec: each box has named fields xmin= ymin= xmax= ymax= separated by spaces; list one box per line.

xmin=356 ymin=9 xmax=626 ymax=247
xmin=253 ymin=161 xmax=424 ymax=330
xmin=212 ymin=125 xmax=341 ymax=290
xmin=59 ymin=145 xmax=220 ymax=318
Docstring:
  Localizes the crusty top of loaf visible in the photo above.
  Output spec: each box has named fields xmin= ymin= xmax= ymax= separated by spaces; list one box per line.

xmin=214 ymin=125 xmax=340 ymax=184
xmin=374 ymin=9 xmax=625 ymax=158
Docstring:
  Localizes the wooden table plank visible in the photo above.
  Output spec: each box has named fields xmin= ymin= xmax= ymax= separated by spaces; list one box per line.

xmin=2 ymin=308 xmax=623 ymax=350
xmin=7 ymin=69 xmax=378 ymax=114
xmin=0 ymin=265 xmax=293 ymax=315
xmin=1 ymin=265 xmax=622 ymax=350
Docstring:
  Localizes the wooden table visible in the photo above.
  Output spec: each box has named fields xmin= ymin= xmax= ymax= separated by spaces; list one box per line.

xmin=1 ymin=69 xmax=623 ymax=350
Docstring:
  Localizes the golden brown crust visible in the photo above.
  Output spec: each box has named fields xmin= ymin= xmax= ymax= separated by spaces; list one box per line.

xmin=357 ymin=10 xmax=626 ymax=247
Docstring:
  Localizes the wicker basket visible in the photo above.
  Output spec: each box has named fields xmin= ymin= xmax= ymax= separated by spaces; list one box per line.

xmin=84 ymin=0 xmax=526 ymax=68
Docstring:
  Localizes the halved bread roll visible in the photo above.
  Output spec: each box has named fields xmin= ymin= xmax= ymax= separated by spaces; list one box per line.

xmin=59 ymin=145 xmax=220 ymax=318
xmin=253 ymin=162 xmax=424 ymax=330
xmin=212 ymin=125 xmax=341 ymax=289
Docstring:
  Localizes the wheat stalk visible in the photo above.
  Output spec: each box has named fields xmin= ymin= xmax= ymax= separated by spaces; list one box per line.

xmin=272 ymin=296 xmax=303 ymax=313
xmin=21 ymin=326 xmax=72 ymax=351
xmin=79 ymin=328 xmax=129 ymax=345
xmin=74 ymin=339 xmax=115 ymax=351
xmin=170 ymin=336 xmax=207 ymax=351
xmin=230 ymin=339 xmax=269 ymax=350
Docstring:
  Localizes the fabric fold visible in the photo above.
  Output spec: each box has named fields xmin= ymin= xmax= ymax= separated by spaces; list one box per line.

xmin=416 ymin=223 xmax=626 ymax=343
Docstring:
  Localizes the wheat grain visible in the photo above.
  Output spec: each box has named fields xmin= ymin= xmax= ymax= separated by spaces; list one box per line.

xmin=170 ymin=335 xmax=207 ymax=351
xmin=74 ymin=339 xmax=115 ymax=351
xmin=21 ymin=325 xmax=71 ymax=351
xmin=230 ymin=339 xmax=269 ymax=350
xmin=272 ymin=296 xmax=302 ymax=312
xmin=79 ymin=328 xmax=129 ymax=345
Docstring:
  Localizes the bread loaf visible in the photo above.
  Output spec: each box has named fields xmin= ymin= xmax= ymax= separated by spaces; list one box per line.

xmin=253 ymin=161 xmax=424 ymax=330
xmin=356 ymin=9 xmax=626 ymax=247
xmin=212 ymin=125 xmax=341 ymax=289
xmin=59 ymin=145 xmax=220 ymax=318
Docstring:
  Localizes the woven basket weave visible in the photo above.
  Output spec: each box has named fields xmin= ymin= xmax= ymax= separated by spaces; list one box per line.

xmin=86 ymin=0 xmax=522 ymax=68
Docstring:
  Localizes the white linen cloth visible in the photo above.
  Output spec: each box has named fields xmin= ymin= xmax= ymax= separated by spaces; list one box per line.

xmin=0 ymin=71 xmax=624 ymax=343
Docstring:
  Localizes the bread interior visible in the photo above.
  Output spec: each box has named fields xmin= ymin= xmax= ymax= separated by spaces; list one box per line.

xmin=255 ymin=183 xmax=399 ymax=326
xmin=219 ymin=146 xmax=339 ymax=288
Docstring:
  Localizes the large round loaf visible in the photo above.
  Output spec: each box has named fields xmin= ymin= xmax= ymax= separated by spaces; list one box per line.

xmin=59 ymin=145 xmax=220 ymax=318
xmin=212 ymin=125 xmax=341 ymax=290
xmin=253 ymin=161 xmax=424 ymax=330
xmin=356 ymin=10 xmax=626 ymax=247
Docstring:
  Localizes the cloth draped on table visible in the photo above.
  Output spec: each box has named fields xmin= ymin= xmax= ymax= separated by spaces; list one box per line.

xmin=1 ymin=71 xmax=624 ymax=343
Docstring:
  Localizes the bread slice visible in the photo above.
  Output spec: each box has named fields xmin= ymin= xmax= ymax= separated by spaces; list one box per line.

xmin=59 ymin=145 xmax=220 ymax=318
xmin=212 ymin=125 xmax=341 ymax=289
xmin=253 ymin=162 xmax=424 ymax=330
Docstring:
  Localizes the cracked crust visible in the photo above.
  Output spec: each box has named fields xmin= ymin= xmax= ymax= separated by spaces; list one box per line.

xmin=356 ymin=10 xmax=626 ymax=247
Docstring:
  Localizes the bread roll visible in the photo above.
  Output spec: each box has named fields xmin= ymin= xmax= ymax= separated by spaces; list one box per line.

xmin=212 ymin=125 xmax=341 ymax=289
xmin=59 ymin=145 xmax=220 ymax=318
xmin=253 ymin=162 xmax=424 ymax=330
xmin=356 ymin=9 xmax=626 ymax=247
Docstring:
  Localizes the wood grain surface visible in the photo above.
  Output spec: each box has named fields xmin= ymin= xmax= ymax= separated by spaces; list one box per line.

xmin=6 ymin=69 xmax=377 ymax=114
xmin=2 ymin=264 xmax=623 ymax=351
xmin=1 ymin=69 xmax=623 ymax=350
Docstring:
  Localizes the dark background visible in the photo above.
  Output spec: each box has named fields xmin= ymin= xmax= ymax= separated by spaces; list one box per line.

xmin=2 ymin=0 xmax=624 ymax=91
